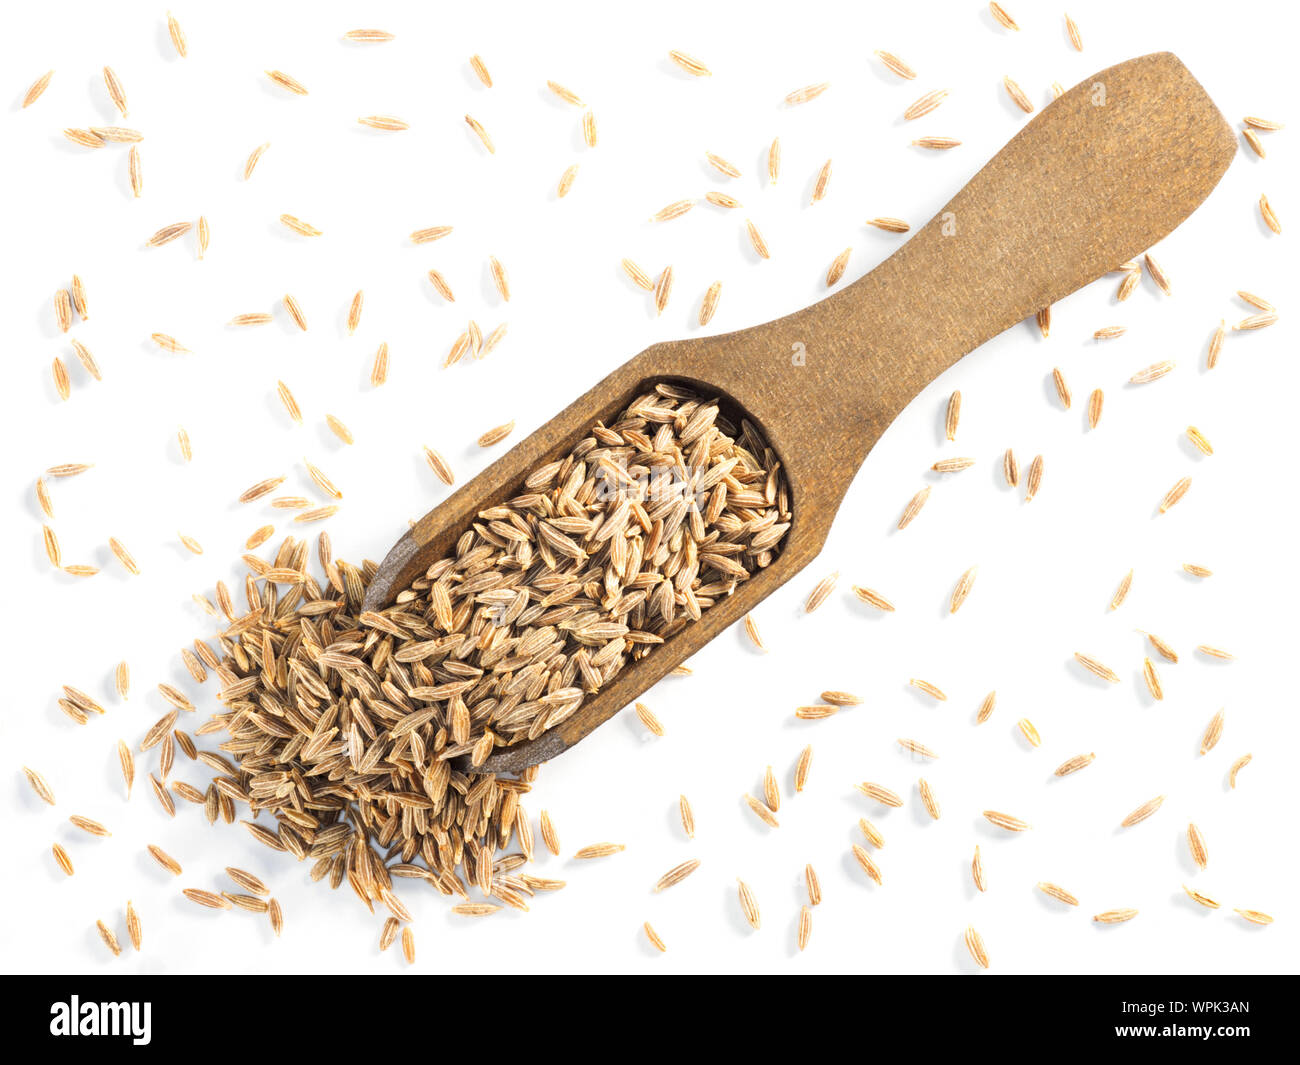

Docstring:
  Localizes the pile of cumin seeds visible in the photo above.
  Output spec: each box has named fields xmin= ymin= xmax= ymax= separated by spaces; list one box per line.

xmin=193 ymin=383 xmax=789 ymax=911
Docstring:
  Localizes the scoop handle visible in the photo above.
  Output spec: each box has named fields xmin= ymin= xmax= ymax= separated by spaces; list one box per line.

xmin=666 ymin=51 xmax=1237 ymax=524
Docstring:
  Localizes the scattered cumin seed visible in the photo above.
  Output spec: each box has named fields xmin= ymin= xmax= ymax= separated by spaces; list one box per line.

xmin=1145 ymin=631 xmax=1179 ymax=663
xmin=1187 ymin=823 xmax=1209 ymax=870
xmin=918 ymin=778 xmax=941 ymax=819
xmin=982 ymin=810 xmax=1030 ymax=832
xmin=557 ymin=164 xmax=579 ymax=197
xmin=1037 ymin=305 xmax=1052 ymax=336
xmin=1207 ymin=320 xmax=1225 ymax=368
xmin=1018 ymin=718 xmax=1042 ymax=747
xmin=989 ymin=2 xmax=1019 ymax=30
xmin=768 ymin=137 xmax=780 ymax=184
xmin=785 ymin=82 xmax=829 ymax=106
xmin=1093 ymin=909 xmax=1138 ymax=924
xmin=743 ymin=614 xmax=765 ymax=651
xmin=238 ymin=475 xmax=285 ymax=503
xmin=621 ymin=258 xmax=653 ymax=290
xmin=1183 ymin=563 xmax=1213 ymax=578
xmin=654 ymin=266 xmax=673 ymax=314
xmin=401 ymin=927 xmax=415 ymax=962
xmin=23 ymin=766 xmax=56 ymax=805
xmin=371 ymin=342 xmax=389 ymax=386
xmin=476 ymin=421 xmax=514 ymax=447
xmin=964 ymin=926 xmax=990 ymax=969
xmin=277 ymin=380 xmax=303 ymax=424
xmin=70 ymin=815 xmax=111 ymax=837
xmin=1110 ymin=569 xmax=1133 ymax=611
xmin=668 ymin=50 xmax=711 ymax=76
xmin=1142 ymin=657 xmax=1163 ymax=701
xmin=744 ymin=794 xmax=779 ymax=828
xmin=147 ymin=845 xmax=182 ymax=875
xmin=903 ymin=88 xmax=949 ymax=120
xmin=634 ymin=702 xmax=665 ymax=737
xmin=1003 ymin=448 xmax=1020 ymax=486
xmin=547 ymin=80 xmax=583 ymax=105
xmin=410 ymin=225 xmax=452 ymax=244
xmin=42 ymin=524 xmax=60 ymax=567
xmin=795 ymin=705 xmax=837 ymax=720
xmin=36 ymin=479 xmax=53 ymax=519
xmin=582 ymin=110 xmax=597 ymax=147
xmin=280 ymin=214 xmax=321 ymax=237
xmin=64 ymin=128 xmax=106 ymax=148
xmin=805 ymin=571 xmax=838 ymax=612
xmin=181 ymin=888 xmax=231 ymax=910
xmin=97 ymin=920 xmax=122 ymax=957
xmin=851 ymin=585 xmax=895 ymax=611
xmin=699 ymin=280 xmax=722 ymax=325
xmin=859 ymin=818 xmax=884 ymax=848
xmin=1144 ymin=252 xmax=1172 ymax=294
xmin=1025 ymin=455 xmax=1043 ymax=501
xmin=736 ymin=879 xmax=761 ymax=928
xmin=148 ymin=221 xmax=192 ymax=247
xmin=826 ymin=247 xmax=851 ymax=287
xmin=268 ymin=898 xmax=283 ymax=936
xmin=108 ymin=537 xmax=139 ymax=575
xmin=1039 ymin=882 xmax=1079 ymax=905
xmin=489 ymin=256 xmax=511 ymax=301
xmin=971 ymin=846 xmax=986 ymax=891
xmin=654 ymin=859 xmax=701 ymax=892
xmin=1234 ymin=312 xmax=1278 ymax=330
xmin=812 ymin=159 xmax=832 ymax=203
xmin=244 ymin=141 xmax=269 ymax=179
xmin=1244 ymin=115 xmax=1284 ymax=131
xmin=1003 ymin=76 xmax=1033 ymax=113
xmin=1117 ymin=269 xmax=1140 ymax=301
xmin=652 ymin=199 xmax=694 ymax=223
xmin=1259 ymin=194 xmax=1281 ymax=234
xmin=1131 ymin=360 xmax=1175 ymax=384
xmin=1087 ymin=389 xmax=1104 ymax=429
xmin=1120 ymin=795 xmax=1165 ymax=828
xmin=678 ymin=795 xmax=695 ymax=839
xmin=797 ymin=906 xmax=812 ymax=950
xmin=231 ymin=313 xmax=272 ymax=326
xmin=644 ymin=922 xmax=667 ymax=952
xmin=1074 ymin=652 xmax=1119 ymax=683
xmin=853 ymin=844 xmax=883 ymax=884
xmin=103 ymin=65 xmax=127 ymax=116
xmin=763 ymin=766 xmax=781 ymax=812
xmin=705 ymin=151 xmax=741 ymax=177
xmin=22 ymin=69 xmax=54 ymax=107
xmin=151 ymin=332 xmax=189 ymax=352
xmin=912 ymin=136 xmax=962 ymax=150
xmin=898 ymin=486 xmax=930 ymax=529
xmin=469 ymin=54 xmax=492 ymax=87
xmin=1065 ymin=13 xmax=1083 ymax=49
xmin=345 ymin=29 xmax=394 ymax=42
xmin=115 ymin=662 xmax=129 ymax=700
xmin=573 ymin=843 xmax=625 ymax=859
xmin=1054 ymin=752 xmax=1095 ymax=776
xmin=1229 ymin=753 xmax=1252 ymax=789
xmin=794 ymin=746 xmax=813 ymax=793
xmin=909 ymin=678 xmax=946 ymax=701
xmin=977 ymin=690 xmax=997 ymax=725
xmin=1200 ymin=709 xmax=1225 ymax=754
xmin=1159 ymin=477 xmax=1191 ymax=513
xmin=1093 ymin=325 xmax=1126 ymax=340
xmin=875 ymin=50 xmax=916 ymax=79
xmin=856 ymin=782 xmax=903 ymax=808
xmin=746 ymin=219 xmax=770 ymax=259
xmin=266 ymin=69 xmax=308 ymax=95
xmin=868 ymin=217 xmax=909 ymax=235
xmin=52 ymin=843 xmax=73 ymax=876
xmin=1235 ymin=909 xmax=1273 ymax=925
xmin=949 ymin=566 xmax=977 ymax=613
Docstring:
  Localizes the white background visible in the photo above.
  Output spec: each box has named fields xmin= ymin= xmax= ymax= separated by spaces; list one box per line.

xmin=3 ymin=0 xmax=1295 ymax=975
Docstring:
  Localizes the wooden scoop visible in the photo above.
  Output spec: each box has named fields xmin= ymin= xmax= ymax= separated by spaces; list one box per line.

xmin=364 ymin=52 xmax=1235 ymax=774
